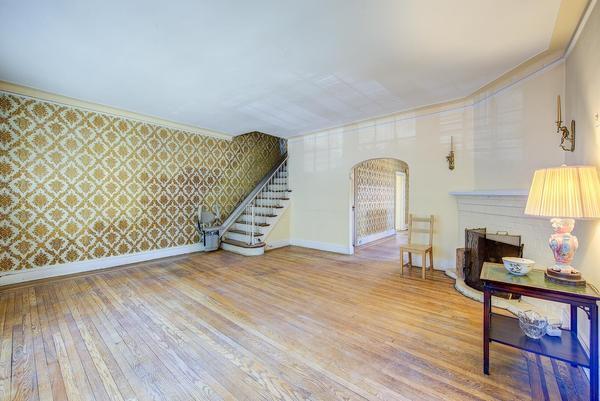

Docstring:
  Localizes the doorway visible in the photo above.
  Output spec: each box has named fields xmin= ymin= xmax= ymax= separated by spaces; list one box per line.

xmin=351 ymin=158 xmax=409 ymax=247
xmin=395 ymin=172 xmax=407 ymax=231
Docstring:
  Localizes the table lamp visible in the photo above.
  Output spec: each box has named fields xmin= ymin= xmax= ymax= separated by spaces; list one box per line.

xmin=525 ymin=165 xmax=600 ymax=285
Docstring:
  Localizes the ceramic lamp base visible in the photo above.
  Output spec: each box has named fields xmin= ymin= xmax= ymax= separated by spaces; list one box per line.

xmin=548 ymin=218 xmax=579 ymax=274
xmin=544 ymin=268 xmax=586 ymax=286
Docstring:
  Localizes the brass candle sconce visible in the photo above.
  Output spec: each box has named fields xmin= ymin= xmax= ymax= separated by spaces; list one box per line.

xmin=556 ymin=95 xmax=575 ymax=152
xmin=446 ymin=136 xmax=455 ymax=170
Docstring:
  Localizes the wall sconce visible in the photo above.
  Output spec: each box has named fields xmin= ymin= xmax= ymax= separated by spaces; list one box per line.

xmin=556 ymin=95 xmax=575 ymax=152
xmin=446 ymin=136 xmax=455 ymax=170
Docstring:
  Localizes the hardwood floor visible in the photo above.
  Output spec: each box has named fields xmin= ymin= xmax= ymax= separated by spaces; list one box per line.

xmin=0 ymin=236 xmax=589 ymax=400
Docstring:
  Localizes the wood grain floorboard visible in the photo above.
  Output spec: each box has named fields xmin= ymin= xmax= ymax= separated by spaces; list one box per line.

xmin=0 ymin=235 xmax=590 ymax=401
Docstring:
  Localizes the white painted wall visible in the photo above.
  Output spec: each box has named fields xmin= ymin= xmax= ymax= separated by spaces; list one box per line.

xmin=265 ymin=206 xmax=291 ymax=250
xmin=288 ymin=61 xmax=566 ymax=268
xmin=565 ymin=0 xmax=600 ymax=358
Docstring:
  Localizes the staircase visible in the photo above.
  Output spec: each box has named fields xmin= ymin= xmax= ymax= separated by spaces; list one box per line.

xmin=220 ymin=154 xmax=290 ymax=256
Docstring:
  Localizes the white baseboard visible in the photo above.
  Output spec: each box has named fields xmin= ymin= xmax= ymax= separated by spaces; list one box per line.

xmin=356 ymin=230 xmax=396 ymax=246
xmin=433 ymin=259 xmax=454 ymax=271
xmin=290 ymin=239 xmax=353 ymax=255
xmin=265 ymin=239 xmax=290 ymax=250
xmin=0 ymin=243 xmax=204 ymax=287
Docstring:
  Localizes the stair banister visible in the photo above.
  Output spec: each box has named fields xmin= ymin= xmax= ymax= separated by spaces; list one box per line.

xmin=219 ymin=152 xmax=288 ymax=237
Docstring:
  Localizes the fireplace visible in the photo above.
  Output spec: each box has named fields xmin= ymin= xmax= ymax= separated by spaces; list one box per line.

xmin=449 ymin=192 xmax=565 ymax=327
xmin=451 ymin=190 xmax=552 ymax=266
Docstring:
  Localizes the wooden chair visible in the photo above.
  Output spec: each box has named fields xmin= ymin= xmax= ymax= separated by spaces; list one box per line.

xmin=400 ymin=214 xmax=434 ymax=279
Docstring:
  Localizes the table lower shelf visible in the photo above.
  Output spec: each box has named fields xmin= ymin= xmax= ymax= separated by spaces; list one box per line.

xmin=489 ymin=313 xmax=589 ymax=368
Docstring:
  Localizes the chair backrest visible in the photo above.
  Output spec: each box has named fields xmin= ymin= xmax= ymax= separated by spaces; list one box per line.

xmin=407 ymin=214 xmax=434 ymax=246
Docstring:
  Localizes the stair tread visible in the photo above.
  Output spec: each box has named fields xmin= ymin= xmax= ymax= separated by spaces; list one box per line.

xmin=236 ymin=221 xmax=270 ymax=227
xmin=228 ymin=229 xmax=264 ymax=237
xmin=242 ymin=213 xmax=277 ymax=217
xmin=222 ymin=238 xmax=265 ymax=248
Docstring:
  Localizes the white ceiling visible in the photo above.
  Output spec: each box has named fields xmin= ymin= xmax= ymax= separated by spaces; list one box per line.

xmin=0 ymin=0 xmax=561 ymax=138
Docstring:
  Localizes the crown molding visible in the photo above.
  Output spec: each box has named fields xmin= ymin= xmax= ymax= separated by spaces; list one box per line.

xmin=565 ymin=0 xmax=597 ymax=57
xmin=0 ymin=80 xmax=234 ymax=141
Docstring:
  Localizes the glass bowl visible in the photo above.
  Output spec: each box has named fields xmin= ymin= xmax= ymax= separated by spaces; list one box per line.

xmin=518 ymin=310 xmax=547 ymax=339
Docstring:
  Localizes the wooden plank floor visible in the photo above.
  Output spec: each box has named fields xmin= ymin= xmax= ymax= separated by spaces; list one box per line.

xmin=0 ymin=235 xmax=589 ymax=401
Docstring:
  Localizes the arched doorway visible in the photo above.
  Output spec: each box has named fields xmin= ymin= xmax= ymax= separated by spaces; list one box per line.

xmin=351 ymin=158 xmax=409 ymax=247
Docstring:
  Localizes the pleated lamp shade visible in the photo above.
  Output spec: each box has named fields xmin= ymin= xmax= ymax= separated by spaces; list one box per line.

xmin=525 ymin=165 xmax=600 ymax=218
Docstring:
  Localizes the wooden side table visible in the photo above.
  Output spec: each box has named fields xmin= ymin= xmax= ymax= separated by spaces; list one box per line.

xmin=481 ymin=263 xmax=600 ymax=401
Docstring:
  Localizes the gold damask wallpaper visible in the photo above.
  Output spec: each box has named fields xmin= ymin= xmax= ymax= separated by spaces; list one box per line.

xmin=0 ymin=93 xmax=284 ymax=271
xmin=354 ymin=158 xmax=408 ymax=245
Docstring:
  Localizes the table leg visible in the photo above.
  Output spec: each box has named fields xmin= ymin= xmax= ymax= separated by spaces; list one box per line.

xmin=591 ymin=304 xmax=598 ymax=401
xmin=570 ymin=304 xmax=579 ymax=367
xmin=483 ymin=285 xmax=491 ymax=375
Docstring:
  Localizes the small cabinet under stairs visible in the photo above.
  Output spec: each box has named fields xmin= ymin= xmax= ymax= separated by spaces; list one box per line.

xmin=220 ymin=156 xmax=290 ymax=256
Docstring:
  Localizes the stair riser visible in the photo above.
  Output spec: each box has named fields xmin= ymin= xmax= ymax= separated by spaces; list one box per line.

xmin=267 ymin=184 xmax=288 ymax=191
xmin=224 ymin=231 xmax=261 ymax=244
xmin=244 ymin=206 xmax=283 ymax=214
xmin=233 ymin=222 xmax=267 ymax=235
xmin=221 ymin=242 xmax=264 ymax=256
xmin=259 ymin=191 xmax=290 ymax=198
xmin=252 ymin=199 xmax=289 ymax=207
xmin=240 ymin=215 xmax=278 ymax=225
xmin=272 ymin=178 xmax=287 ymax=184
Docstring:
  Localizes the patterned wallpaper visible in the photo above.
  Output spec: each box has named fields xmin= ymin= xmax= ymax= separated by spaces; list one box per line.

xmin=0 ymin=93 xmax=284 ymax=272
xmin=354 ymin=158 xmax=408 ymax=245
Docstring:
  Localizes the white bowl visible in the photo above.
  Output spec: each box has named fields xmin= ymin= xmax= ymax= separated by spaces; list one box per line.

xmin=502 ymin=257 xmax=535 ymax=276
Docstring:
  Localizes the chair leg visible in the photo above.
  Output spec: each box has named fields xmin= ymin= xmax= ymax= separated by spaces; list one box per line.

xmin=400 ymin=250 xmax=404 ymax=273
xmin=408 ymin=253 xmax=412 ymax=268
xmin=422 ymin=252 xmax=426 ymax=279
xmin=429 ymin=250 xmax=434 ymax=272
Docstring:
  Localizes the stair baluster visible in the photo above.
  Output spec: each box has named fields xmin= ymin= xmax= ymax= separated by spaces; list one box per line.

xmin=277 ymin=169 xmax=282 ymax=207
xmin=250 ymin=203 xmax=255 ymax=245
xmin=270 ymin=176 xmax=275 ymax=216
xmin=285 ymin=162 xmax=289 ymax=192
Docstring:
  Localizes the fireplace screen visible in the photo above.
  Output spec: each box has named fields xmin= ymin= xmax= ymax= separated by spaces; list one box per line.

xmin=462 ymin=228 xmax=524 ymax=298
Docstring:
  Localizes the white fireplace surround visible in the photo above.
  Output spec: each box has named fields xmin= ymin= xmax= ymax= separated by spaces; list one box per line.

xmin=450 ymin=190 xmax=557 ymax=267
xmin=448 ymin=190 xmax=569 ymax=327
